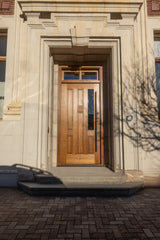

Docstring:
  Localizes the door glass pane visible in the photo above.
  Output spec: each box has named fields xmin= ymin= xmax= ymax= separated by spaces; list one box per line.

xmin=88 ymin=89 xmax=94 ymax=130
xmin=155 ymin=62 xmax=160 ymax=119
xmin=82 ymin=72 xmax=97 ymax=80
xmin=0 ymin=61 xmax=6 ymax=82
xmin=64 ymin=72 xmax=79 ymax=80
xmin=0 ymin=36 xmax=7 ymax=56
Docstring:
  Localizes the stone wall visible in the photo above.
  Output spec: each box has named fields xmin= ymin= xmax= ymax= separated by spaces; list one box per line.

xmin=0 ymin=0 xmax=14 ymax=15
xmin=147 ymin=0 xmax=160 ymax=16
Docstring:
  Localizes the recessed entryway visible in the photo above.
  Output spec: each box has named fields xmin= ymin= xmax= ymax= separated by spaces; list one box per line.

xmin=45 ymin=44 xmax=121 ymax=171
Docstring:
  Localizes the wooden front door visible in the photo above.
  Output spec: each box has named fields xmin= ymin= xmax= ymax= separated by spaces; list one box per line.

xmin=58 ymin=67 xmax=102 ymax=165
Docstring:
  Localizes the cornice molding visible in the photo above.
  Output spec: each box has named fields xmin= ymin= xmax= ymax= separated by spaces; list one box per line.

xmin=18 ymin=0 xmax=143 ymax=16
xmin=26 ymin=12 xmax=57 ymax=29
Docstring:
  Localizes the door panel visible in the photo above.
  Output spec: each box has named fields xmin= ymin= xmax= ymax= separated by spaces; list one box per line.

xmin=59 ymin=82 xmax=100 ymax=165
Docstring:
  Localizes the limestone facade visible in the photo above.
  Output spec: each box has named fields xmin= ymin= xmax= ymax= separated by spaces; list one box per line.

xmin=0 ymin=0 xmax=160 ymax=186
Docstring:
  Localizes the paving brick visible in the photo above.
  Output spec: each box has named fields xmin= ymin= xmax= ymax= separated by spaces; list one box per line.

xmin=82 ymin=229 xmax=90 ymax=239
xmin=73 ymin=234 xmax=81 ymax=240
xmin=143 ymin=228 xmax=154 ymax=238
xmin=0 ymin=189 xmax=160 ymax=240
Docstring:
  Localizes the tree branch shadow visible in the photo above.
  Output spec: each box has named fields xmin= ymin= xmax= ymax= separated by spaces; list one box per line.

xmin=116 ymin=63 xmax=160 ymax=152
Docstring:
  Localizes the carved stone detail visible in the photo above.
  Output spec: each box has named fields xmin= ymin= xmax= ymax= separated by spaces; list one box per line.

xmin=70 ymin=25 xmax=91 ymax=47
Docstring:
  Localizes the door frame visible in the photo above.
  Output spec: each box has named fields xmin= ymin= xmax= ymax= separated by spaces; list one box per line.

xmin=57 ymin=66 xmax=104 ymax=166
xmin=37 ymin=38 xmax=123 ymax=171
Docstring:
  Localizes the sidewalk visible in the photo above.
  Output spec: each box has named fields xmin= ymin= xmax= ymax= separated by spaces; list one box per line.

xmin=0 ymin=188 xmax=159 ymax=240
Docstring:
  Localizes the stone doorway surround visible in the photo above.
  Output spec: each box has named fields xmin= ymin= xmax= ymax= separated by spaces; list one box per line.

xmin=40 ymin=39 xmax=122 ymax=171
xmin=16 ymin=0 xmax=143 ymax=172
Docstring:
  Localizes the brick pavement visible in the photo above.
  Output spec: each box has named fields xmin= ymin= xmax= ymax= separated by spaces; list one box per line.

xmin=0 ymin=188 xmax=160 ymax=240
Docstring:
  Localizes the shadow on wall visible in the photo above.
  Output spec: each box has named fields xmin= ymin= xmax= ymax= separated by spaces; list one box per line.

xmin=116 ymin=63 xmax=160 ymax=153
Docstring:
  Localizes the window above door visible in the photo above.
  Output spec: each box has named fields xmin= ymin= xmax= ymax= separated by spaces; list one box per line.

xmin=61 ymin=66 xmax=100 ymax=83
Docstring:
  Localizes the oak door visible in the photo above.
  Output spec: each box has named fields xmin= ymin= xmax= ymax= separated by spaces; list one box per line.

xmin=58 ymin=83 xmax=101 ymax=165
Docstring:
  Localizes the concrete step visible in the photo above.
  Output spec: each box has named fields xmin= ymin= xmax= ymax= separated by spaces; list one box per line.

xmin=18 ymin=181 xmax=144 ymax=197
xmin=50 ymin=167 xmax=127 ymax=184
xmin=53 ymin=176 xmax=127 ymax=184
xmin=35 ymin=174 xmax=63 ymax=184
